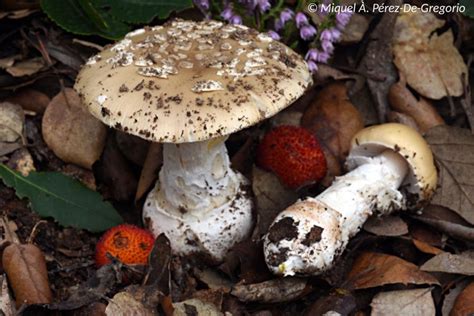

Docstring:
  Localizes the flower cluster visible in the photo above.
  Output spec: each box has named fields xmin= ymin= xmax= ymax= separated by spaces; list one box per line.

xmin=194 ymin=0 xmax=353 ymax=73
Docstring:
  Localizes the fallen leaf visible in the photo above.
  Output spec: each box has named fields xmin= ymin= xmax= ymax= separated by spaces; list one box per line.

xmin=442 ymin=279 xmax=471 ymax=316
xmin=61 ymin=164 xmax=96 ymax=191
xmin=304 ymin=289 xmax=356 ymax=316
xmin=371 ymin=288 xmax=435 ymax=316
xmin=357 ymin=1 xmax=400 ymax=122
xmin=388 ymin=79 xmax=445 ymax=133
xmin=6 ymin=57 xmax=47 ymax=77
xmin=98 ymin=136 xmax=138 ymax=202
xmin=412 ymin=239 xmax=442 ymax=255
xmin=194 ymin=268 xmax=233 ymax=291
xmin=135 ymin=143 xmax=162 ymax=201
xmin=270 ymin=110 xmax=303 ymax=127
xmin=252 ymin=166 xmax=298 ymax=233
xmin=116 ymin=131 xmax=149 ymax=166
xmin=451 ymin=282 xmax=474 ymax=316
xmin=105 ymin=292 xmax=156 ymax=316
xmin=393 ymin=9 xmax=468 ymax=99
xmin=192 ymin=289 xmax=224 ymax=312
xmin=301 ymin=82 xmax=364 ymax=162
xmin=42 ymin=88 xmax=107 ymax=169
xmin=387 ymin=111 xmax=420 ymax=132
xmin=0 ymin=274 xmax=15 ymax=316
xmin=0 ymin=102 xmax=24 ymax=143
xmin=425 ymin=125 xmax=474 ymax=224
xmin=0 ymin=55 xmax=21 ymax=69
xmin=173 ymin=298 xmax=222 ymax=316
xmin=144 ymin=234 xmax=171 ymax=295
xmin=363 ymin=215 xmax=408 ymax=237
xmin=421 ymin=252 xmax=474 ymax=275
xmin=347 ymin=252 xmax=439 ymax=290
xmin=7 ymin=148 xmax=35 ymax=176
xmin=0 ymin=164 xmax=123 ymax=232
xmin=5 ymin=89 xmax=50 ymax=114
xmin=340 ymin=13 xmax=370 ymax=45
xmin=2 ymin=243 xmax=52 ymax=307
xmin=231 ymin=277 xmax=307 ymax=303
xmin=0 ymin=143 xmax=22 ymax=158
xmin=411 ymin=205 xmax=474 ymax=243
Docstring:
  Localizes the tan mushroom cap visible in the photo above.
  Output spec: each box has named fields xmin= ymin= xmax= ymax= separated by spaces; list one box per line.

xmin=347 ymin=123 xmax=437 ymax=208
xmin=75 ymin=19 xmax=312 ymax=143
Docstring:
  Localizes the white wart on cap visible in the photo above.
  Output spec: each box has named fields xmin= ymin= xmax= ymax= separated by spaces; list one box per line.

xmin=75 ymin=19 xmax=312 ymax=143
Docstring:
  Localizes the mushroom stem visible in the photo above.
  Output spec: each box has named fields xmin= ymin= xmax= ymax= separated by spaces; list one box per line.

xmin=159 ymin=137 xmax=239 ymax=213
xmin=264 ymin=149 xmax=409 ymax=275
xmin=143 ymin=137 xmax=253 ymax=261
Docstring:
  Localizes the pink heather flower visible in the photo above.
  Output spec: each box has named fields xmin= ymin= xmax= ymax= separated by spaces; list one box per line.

xmin=336 ymin=12 xmax=352 ymax=29
xmin=305 ymin=48 xmax=319 ymax=61
xmin=230 ymin=15 xmax=243 ymax=24
xmin=194 ymin=0 xmax=209 ymax=10
xmin=321 ymin=39 xmax=334 ymax=54
xmin=320 ymin=29 xmax=333 ymax=42
xmin=300 ymin=25 xmax=317 ymax=40
xmin=307 ymin=60 xmax=318 ymax=72
xmin=258 ymin=0 xmax=271 ymax=12
xmin=328 ymin=28 xmax=342 ymax=41
xmin=295 ymin=12 xmax=309 ymax=28
xmin=316 ymin=51 xmax=330 ymax=63
xmin=221 ymin=7 xmax=233 ymax=20
xmin=267 ymin=30 xmax=281 ymax=40
xmin=275 ymin=8 xmax=294 ymax=31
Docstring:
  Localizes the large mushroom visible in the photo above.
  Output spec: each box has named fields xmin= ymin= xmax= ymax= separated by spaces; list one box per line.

xmin=75 ymin=19 xmax=312 ymax=261
xmin=264 ymin=123 xmax=437 ymax=275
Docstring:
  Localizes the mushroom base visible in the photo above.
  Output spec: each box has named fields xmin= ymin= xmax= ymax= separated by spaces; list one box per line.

xmin=143 ymin=178 xmax=254 ymax=262
xmin=264 ymin=150 xmax=408 ymax=276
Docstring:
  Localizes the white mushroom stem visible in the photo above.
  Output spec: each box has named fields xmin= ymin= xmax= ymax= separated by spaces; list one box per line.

xmin=264 ymin=150 xmax=409 ymax=276
xmin=143 ymin=137 xmax=253 ymax=261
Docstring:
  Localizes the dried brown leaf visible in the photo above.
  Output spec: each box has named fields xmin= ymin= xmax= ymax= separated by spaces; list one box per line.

xmin=135 ymin=143 xmax=162 ymax=201
xmin=357 ymin=0 xmax=400 ymax=122
xmin=451 ymin=282 xmax=474 ymax=316
xmin=425 ymin=125 xmax=474 ymax=224
xmin=231 ymin=277 xmax=307 ymax=303
xmin=115 ymin=131 xmax=149 ymax=166
xmin=304 ymin=289 xmax=356 ymax=316
xmin=6 ymin=57 xmax=47 ymax=77
xmin=371 ymin=288 xmax=435 ymax=316
xmin=5 ymin=89 xmax=50 ymax=114
xmin=301 ymin=82 xmax=364 ymax=162
xmin=421 ymin=252 xmax=474 ymax=276
xmin=7 ymin=147 xmax=35 ymax=176
xmin=61 ymin=164 xmax=96 ymax=190
xmin=0 ymin=274 xmax=15 ymax=316
xmin=442 ymin=279 xmax=470 ymax=316
xmin=348 ymin=252 xmax=439 ymax=290
xmin=42 ymin=88 xmax=107 ymax=169
xmin=2 ymin=243 xmax=52 ymax=307
xmin=173 ymin=299 xmax=222 ymax=316
xmin=105 ymin=292 xmax=156 ymax=316
xmin=412 ymin=239 xmax=442 ymax=255
xmin=0 ymin=102 xmax=24 ymax=143
xmin=388 ymin=79 xmax=445 ymax=133
xmin=387 ymin=111 xmax=420 ymax=132
xmin=393 ymin=9 xmax=468 ymax=99
xmin=363 ymin=215 xmax=408 ymax=237
xmin=340 ymin=13 xmax=370 ymax=45
xmin=252 ymin=166 xmax=298 ymax=233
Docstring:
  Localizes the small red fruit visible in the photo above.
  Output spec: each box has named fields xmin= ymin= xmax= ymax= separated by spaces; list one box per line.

xmin=257 ymin=125 xmax=327 ymax=189
xmin=95 ymin=224 xmax=155 ymax=267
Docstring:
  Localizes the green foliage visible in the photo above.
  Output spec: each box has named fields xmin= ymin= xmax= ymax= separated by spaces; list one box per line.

xmin=0 ymin=164 xmax=123 ymax=232
xmin=40 ymin=0 xmax=194 ymax=40
xmin=460 ymin=0 xmax=474 ymax=18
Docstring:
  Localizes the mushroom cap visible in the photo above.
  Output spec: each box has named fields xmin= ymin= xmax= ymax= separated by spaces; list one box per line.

xmin=347 ymin=123 xmax=437 ymax=208
xmin=75 ymin=20 xmax=312 ymax=143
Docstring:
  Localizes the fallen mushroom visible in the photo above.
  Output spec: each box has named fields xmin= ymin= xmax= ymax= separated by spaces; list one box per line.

xmin=75 ymin=20 xmax=312 ymax=261
xmin=264 ymin=123 xmax=437 ymax=275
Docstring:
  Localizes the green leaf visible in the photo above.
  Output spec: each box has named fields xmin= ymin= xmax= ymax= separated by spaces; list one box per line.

xmin=95 ymin=0 xmax=194 ymax=24
xmin=460 ymin=0 xmax=474 ymax=18
xmin=0 ymin=164 xmax=123 ymax=232
xmin=41 ymin=0 xmax=130 ymax=40
xmin=41 ymin=0 xmax=194 ymax=40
